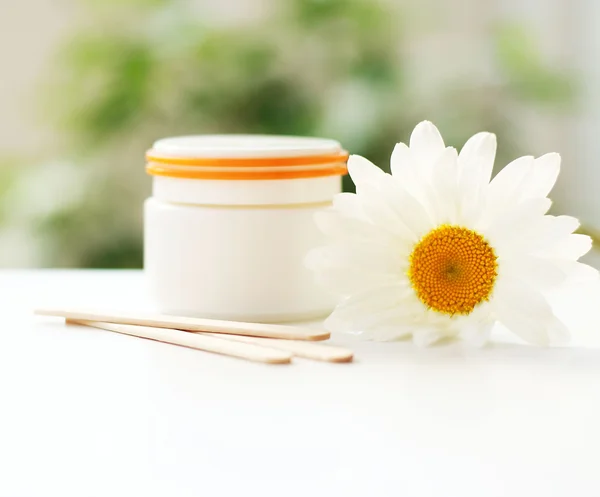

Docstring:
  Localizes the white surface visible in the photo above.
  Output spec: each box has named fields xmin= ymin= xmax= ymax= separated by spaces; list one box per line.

xmin=151 ymin=135 xmax=343 ymax=158
xmin=144 ymin=198 xmax=336 ymax=321
xmin=152 ymin=175 xmax=342 ymax=205
xmin=2 ymin=270 xmax=600 ymax=497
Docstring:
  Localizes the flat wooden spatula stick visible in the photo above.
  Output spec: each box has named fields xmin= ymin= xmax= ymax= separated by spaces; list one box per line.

xmin=35 ymin=308 xmax=330 ymax=341
xmin=208 ymin=333 xmax=354 ymax=363
xmin=69 ymin=320 xmax=292 ymax=364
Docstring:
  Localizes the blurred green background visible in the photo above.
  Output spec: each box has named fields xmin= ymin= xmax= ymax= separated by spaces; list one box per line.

xmin=0 ymin=0 xmax=583 ymax=268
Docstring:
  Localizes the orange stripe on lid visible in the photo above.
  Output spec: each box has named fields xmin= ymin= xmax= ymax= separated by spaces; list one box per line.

xmin=145 ymin=149 xmax=349 ymax=180
xmin=146 ymin=163 xmax=348 ymax=180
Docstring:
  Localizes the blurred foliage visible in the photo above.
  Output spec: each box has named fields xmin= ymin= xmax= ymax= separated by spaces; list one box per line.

xmin=0 ymin=0 xmax=575 ymax=268
xmin=0 ymin=158 xmax=18 ymax=226
xmin=495 ymin=24 xmax=574 ymax=104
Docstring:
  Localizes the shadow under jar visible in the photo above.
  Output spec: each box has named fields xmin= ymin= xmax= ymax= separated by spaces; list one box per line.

xmin=144 ymin=135 xmax=348 ymax=322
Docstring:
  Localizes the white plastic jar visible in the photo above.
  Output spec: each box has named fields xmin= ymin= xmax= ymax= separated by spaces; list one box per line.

xmin=144 ymin=135 xmax=348 ymax=322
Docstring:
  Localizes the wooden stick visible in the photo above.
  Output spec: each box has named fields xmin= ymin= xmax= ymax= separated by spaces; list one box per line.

xmin=35 ymin=308 xmax=330 ymax=341
xmin=69 ymin=320 xmax=292 ymax=364
xmin=207 ymin=333 xmax=353 ymax=363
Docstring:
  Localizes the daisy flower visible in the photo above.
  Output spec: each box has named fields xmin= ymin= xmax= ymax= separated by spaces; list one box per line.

xmin=306 ymin=121 xmax=597 ymax=347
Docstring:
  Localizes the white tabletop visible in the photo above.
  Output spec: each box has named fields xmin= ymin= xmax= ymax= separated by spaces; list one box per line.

xmin=2 ymin=270 xmax=600 ymax=497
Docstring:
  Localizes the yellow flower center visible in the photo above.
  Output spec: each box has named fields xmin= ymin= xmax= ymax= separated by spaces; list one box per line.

xmin=408 ymin=225 xmax=498 ymax=315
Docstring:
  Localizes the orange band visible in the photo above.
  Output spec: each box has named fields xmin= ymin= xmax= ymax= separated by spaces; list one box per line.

xmin=146 ymin=162 xmax=348 ymax=180
xmin=145 ymin=149 xmax=349 ymax=180
xmin=146 ymin=150 xmax=349 ymax=168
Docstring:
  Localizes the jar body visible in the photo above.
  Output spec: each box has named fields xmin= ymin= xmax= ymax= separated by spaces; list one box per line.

xmin=144 ymin=192 xmax=337 ymax=322
xmin=143 ymin=134 xmax=347 ymax=322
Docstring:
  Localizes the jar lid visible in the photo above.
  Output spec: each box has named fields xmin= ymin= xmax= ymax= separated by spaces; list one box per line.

xmin=146 ymin=134 xmax=348 ymax=180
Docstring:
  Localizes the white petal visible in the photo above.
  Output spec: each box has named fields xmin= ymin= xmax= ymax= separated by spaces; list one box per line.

xmin=457 ymin=132 xmax=497 ymax=225
xmin=552 ymin=261 xmax=599 ymax=284
xmin=332 ymin=192 xmax=367 ymax=220
xmin=538 ymin=234 xmax=592 ymax=260
xmin=347 ymin=155 xmax=386 ymax=193
xmin=526 ymin=215 xmax=581 ymax=254
xmin=458 ymin=131 xmax=497 ymax=187
xmin=412 ymin=326 xmax=445 ymax=347
xmin=494 ymin=213 xmax=584 ymax=259
xmin=409 ymin=121 xmax=445 ymax=168
xmin=545 ymin=215 xmax=580 ymax=235
xmin=359 ymin=182 xmax=417 ymax=242
xmin=493 ymin=280 xmax=568 ymax=346
xmin=314 ymin=210 xmax=397 ymax=245
xmin=392 ymin=164 xmax=447 ymax=227
xmin=370 ymin=326 xmax=413 ymax=341
xmin=339 ymin=306 xmax=419 ymax=333
xmin=459 ymin=192 xmax=487 ymax=229
xmin=460 ymin=320 xmax=494 ymax=348
xmin=390 ymin=142 xmax=413 ymax=178
xmin=339 ymin=283 xmax=412 ymax=310
xmin=547 ymin=318 xmax=570 ymax=345
xmin=311 ymin=266 xmax=401 ymax=297
xmin=431 ymin=147 xmax=459 ymax=223
xmin=324 ymin=286 xmax=416 ymax=333
xmin=520 ymin=153 xmax=561 ymax=200
xmin=484 ymin=197 xmax=552 ymax=254
xmin=500 ymin=255 xmax=566 ymax=289
xmin=381 ymin=180 xmax=435 ymax=240
xmin=486 ymin=156 xmax=534 ymax=214
xmin=450 ymin=300 xmax=493 ymax=333
xmin=305 ymin=242 xmax=401 ymax=275
xmin=490 ymin=155 xmax=534 ymax=189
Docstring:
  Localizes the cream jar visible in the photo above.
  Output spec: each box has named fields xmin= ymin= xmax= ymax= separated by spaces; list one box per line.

xmin=144 ymin=135 xmax=348 ymax=322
